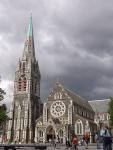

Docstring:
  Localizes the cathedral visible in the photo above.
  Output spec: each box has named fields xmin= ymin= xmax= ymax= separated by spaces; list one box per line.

xmin=34 ymin=82 xmax=97 ymax=143
xmin=6 ymin=16 xmax=98 ymax=144
xmin=7 ymin=16 xmax=42 ymax=143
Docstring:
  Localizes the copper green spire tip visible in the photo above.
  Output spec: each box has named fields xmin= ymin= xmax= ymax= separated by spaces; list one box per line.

xmin=27 ymin=14 xmax=33 ymax=37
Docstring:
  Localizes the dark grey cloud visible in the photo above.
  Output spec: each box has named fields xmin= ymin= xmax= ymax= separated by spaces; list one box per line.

xmin=0 ymin=0 xmax=113 ymax=106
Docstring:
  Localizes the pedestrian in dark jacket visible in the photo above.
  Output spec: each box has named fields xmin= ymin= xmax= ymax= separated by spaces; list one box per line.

xmin=95 ymin=132 xmax=101 ymax=149
xmin=103 ymin=126 xmax=112 ymax=150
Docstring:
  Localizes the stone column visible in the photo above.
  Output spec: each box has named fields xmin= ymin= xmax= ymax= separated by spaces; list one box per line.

xmin=43 ymin=103 xmax=47 ymax=124
xmin=63 ymin=127 xmax=66 ymax=144
xmin=34 ymin=127 xmax=37 ymax=143
xmin=68 ymin=100 xmax=73 ymax=124
xmin=43 ymin=130 xmax=46 ymax=143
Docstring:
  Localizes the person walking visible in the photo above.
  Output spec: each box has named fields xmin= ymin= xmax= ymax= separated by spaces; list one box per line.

xmin=83 ymin=133 xmax=90 ymax=149
xmin=55 ymin=135 xmax=60 ymax=149
xmin=72 ymin=135 xmax=78 ymax=150
xmin=95 ymin=131 xmax=101 ymax=149
xmin=66 ymin=137 xmax=72 ymax=149
xmin=103 ymin=126 xmax=112 ymax=150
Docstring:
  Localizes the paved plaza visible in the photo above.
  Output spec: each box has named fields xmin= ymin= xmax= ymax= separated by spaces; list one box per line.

xmin=0 ymin=144 xmax=112 ymax=150
xmin=47 ymin=145 xmax=99 ymax=150
xmin=47 ymin=144 xmax=111 ymax=150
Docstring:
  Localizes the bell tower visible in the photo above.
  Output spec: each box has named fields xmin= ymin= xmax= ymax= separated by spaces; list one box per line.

xmin=11 ymin=15 xmax=41 ymax=143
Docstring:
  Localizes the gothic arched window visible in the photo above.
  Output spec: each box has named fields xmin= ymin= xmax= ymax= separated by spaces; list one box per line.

xmin=23 ymin=62 xmax=25 ymax=72
xmin=18 ymin=78 xmax=22 ymax=91
xmin=77 ymin=123 xmax=79 ymax=134
xmin=31 ymin=81 xmax=33 ymax=92
xmin=18 ymin=77 xmax=27 ymax=91
xmin=75 ymin=119 xmax=83 ymax=135
xmin=23 ymin=77 xmax=27 ymax=91
xmin=54 ymin=92 xmax=62 ymax=100
xmin=79 ymin=121 xmax=82 ymax=134
xmin=19 ymin=62 xmax=21 ymax=69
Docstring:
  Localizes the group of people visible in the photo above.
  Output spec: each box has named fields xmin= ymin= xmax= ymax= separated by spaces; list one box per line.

xmin=66 ymin=133 xmax=90 ymax=149
xmin=95 ymin=126 xmax=112 ymax=150
xmin=54 ymin=126 xmax=112 ymax=150
xmin=65 ymin=126 xmax=113 ymax=150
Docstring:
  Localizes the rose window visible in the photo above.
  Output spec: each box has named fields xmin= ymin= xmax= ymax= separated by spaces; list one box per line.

xmin=50 ymin=101 xmax=66 ymax=117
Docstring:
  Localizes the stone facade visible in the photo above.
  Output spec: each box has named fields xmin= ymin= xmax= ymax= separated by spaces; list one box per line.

xmin=89 ymin=99 xmax=110 ymax=129
xmin=35 ymin=82 xmax=96 ymax=143
xmin=6 ymin=16 xmax=107 ymax=144
xmin=6 ymin=16 xmax=42 ymax=143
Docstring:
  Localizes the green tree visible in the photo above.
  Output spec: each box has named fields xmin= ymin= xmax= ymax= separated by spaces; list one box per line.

xmin=0 ymin=104 xmax=7 ymax=124
xmin=0 ymin=87 xmax=7 ymax=124
xmin=108 ymin=97 xmax=113 ymax=127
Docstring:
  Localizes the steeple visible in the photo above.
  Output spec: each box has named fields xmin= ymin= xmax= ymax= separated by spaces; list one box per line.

xmin=10 ymin=14 xmax=41 ymax=143
xmin=22 ymin=15 xmax=36 ymax=62
xmin=27 ymin=14 xmax=33 ymax=37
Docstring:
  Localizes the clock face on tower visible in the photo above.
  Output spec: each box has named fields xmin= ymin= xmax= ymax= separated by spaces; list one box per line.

xmin=50 ymin=101 xmax=66 ymax=118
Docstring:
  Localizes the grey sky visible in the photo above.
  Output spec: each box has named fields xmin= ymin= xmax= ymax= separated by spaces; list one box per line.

xmin=0 ymin=0 xmax=113 ymax=106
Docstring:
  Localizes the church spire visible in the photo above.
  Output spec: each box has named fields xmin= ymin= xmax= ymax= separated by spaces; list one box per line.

xmin=10 ymin=14 xmax=41 ymax=143
xmin=22 ymin=14 xmax=36 ymax=62
xmin=27 ymin=14 xmax=33 ymax=37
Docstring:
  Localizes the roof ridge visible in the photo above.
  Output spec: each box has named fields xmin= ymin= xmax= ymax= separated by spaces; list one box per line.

xmin=64 ymin=88 xmax=94 ymax=111
xmin=89 ymin=99 xmax=110 ymax=102
xmin=65 ymin=87 xmax=88 ymax=102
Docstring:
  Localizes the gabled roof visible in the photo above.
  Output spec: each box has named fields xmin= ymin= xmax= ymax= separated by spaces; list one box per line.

xmin=89 ymin=99 xmax=110 ymax=113
xmin=65 ymin=88 xmax=93 ymax=111
xmin=51 ymin=82 xmax=94 ymax=112
xmin=36 ymin=115 xmax=43 ymax=123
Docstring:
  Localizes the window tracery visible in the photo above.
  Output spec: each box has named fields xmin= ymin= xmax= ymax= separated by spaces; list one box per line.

xmin=23 ymin=77 xmax=27 ymax=91
xmin=75 ymin=120 xmax=83 ymax=135
xmin=23 ymin=62 xmax=25 ymax=72
xmin=18 ymin=78 xmax=22 ymax=91
xmin=50 ymin=101 xmax=66 ymax=117
xmin=54 ymin=92 xmax=62 ymax=100
xmin=18 ymin=77 xmax=27 ymax=92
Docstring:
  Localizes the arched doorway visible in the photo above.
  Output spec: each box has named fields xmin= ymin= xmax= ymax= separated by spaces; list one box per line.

xmin=46 ymin=126 xmax=55 ymax=142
